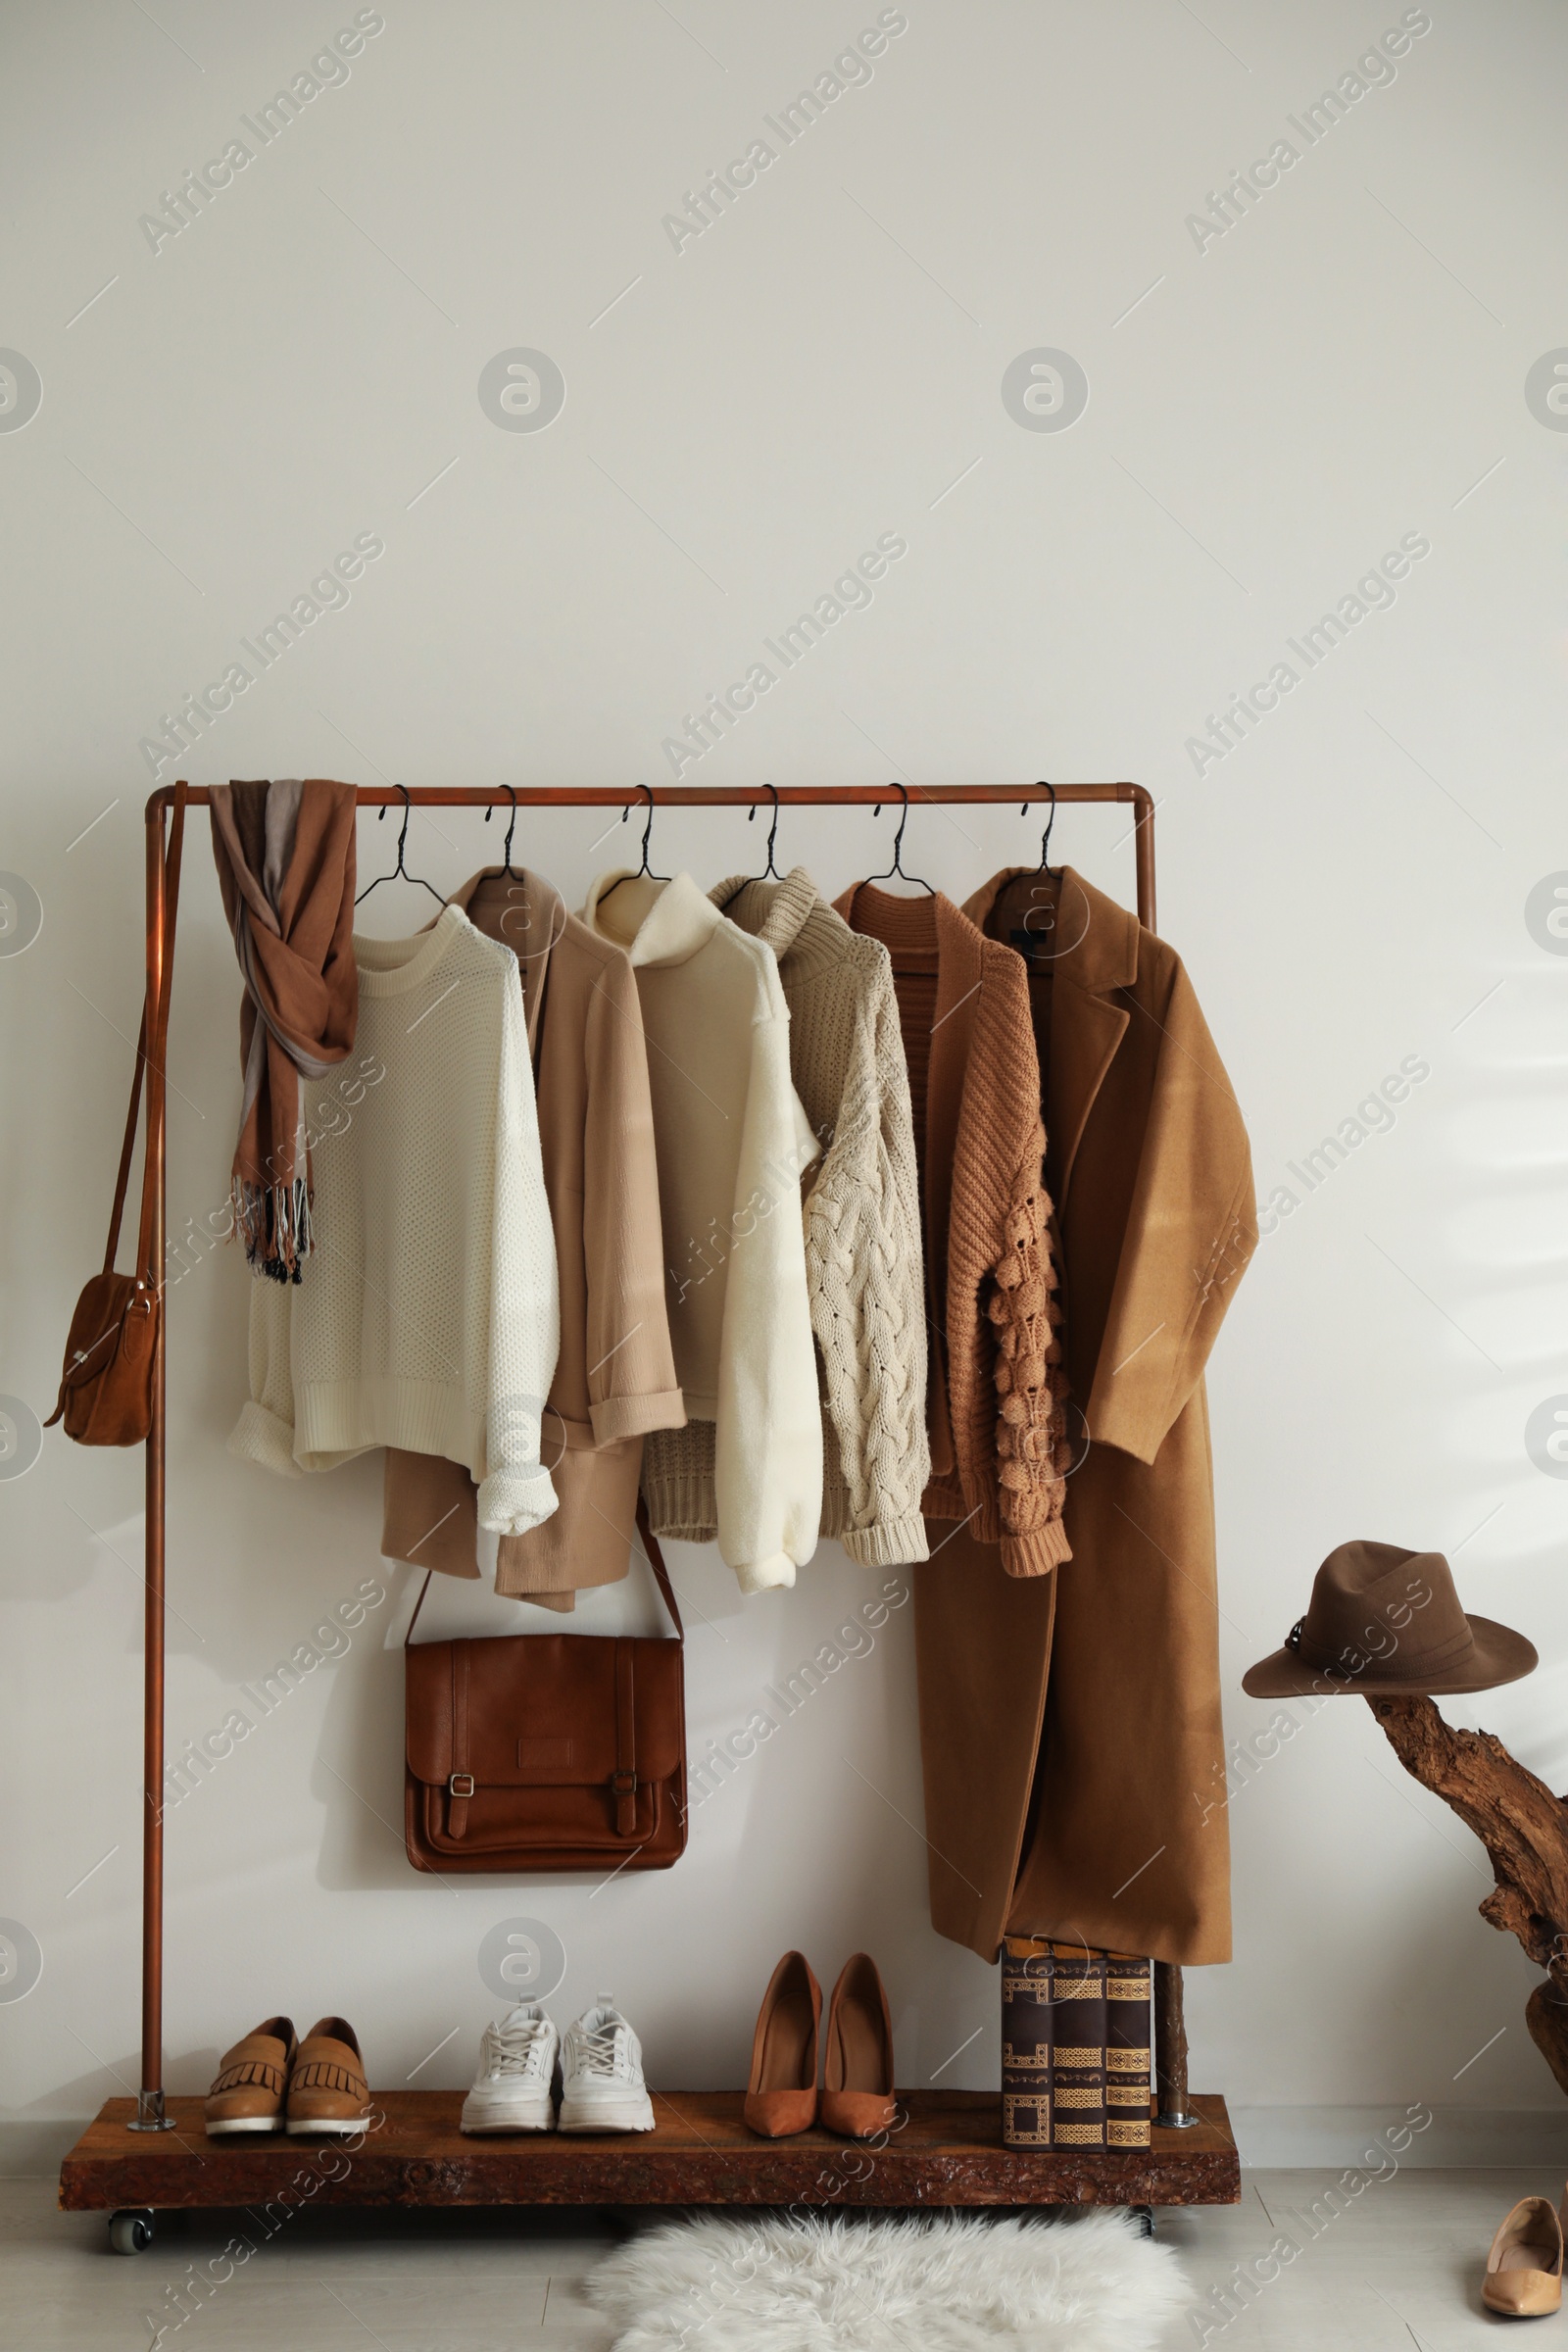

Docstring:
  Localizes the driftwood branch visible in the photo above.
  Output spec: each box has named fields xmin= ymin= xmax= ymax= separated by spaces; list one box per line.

xmin=1366 ymin=1695 xmax=1568 ymax=2097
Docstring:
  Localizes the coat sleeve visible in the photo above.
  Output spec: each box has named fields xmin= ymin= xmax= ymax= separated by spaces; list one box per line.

xmin=1085 ymin=959 xmax=1256 ymax=1466
xmin=713 ymin=999 xmax=823 ymax=1592
xmin=987 ymin=1116 xmax=1073 ymax=1577
xmin=581 ymin=954 xmax=685 ymax=1445
xmin=476 ymin=964 xmax=562 ymax=1535
xmin=805 ymin=981 xmax=930 ymax=1567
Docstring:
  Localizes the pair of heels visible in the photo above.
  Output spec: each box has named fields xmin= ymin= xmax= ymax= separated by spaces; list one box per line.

xmin=743 ymin=1951 xmax=895 ymax=2141
xmin=1486 ymin=2190 xmax=1568 ymax=2317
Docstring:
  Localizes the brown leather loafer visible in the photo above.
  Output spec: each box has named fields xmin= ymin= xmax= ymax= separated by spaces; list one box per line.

xmin=1483 ymin=2194 xmax=1564 ymax=2317
xmin=286 ymin=2016 xmax=370 ymax=2137
xmin=819 ymin=1953 xmax=896 ymax=2139
xmin=743 ymin=1951 xmax=821 ymax=2137
xmin=204 ymin=2016 xmax=297 ymax=2135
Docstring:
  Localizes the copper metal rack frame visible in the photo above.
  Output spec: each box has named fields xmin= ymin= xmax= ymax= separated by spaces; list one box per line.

xmin=78 ymin=777 xmax=1232 ymax=2227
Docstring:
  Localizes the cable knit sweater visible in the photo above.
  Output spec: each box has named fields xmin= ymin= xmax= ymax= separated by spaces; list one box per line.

xmin=229 ymin=906 xmax=561 ymax=1536
xmin=837 ymin=883 xmax=1071 ymax=1576
xmin=710 ymin=868 xmax=929 ymax=1568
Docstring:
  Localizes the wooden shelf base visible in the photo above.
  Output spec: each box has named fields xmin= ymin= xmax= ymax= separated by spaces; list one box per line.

xmin=60 ymin=2090 xmax=1238 ymax=2214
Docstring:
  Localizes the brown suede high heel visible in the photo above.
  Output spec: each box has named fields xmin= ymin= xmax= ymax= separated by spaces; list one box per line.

xmin=820 ymin=1953 xmax=896 ymax=2139
xmin=743 ymin=1951 xmax=822 ymax=2137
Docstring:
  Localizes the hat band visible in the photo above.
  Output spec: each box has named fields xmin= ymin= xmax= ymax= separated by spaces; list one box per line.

xmin=1286 ymin=1613 xmax=1477 ymax=1683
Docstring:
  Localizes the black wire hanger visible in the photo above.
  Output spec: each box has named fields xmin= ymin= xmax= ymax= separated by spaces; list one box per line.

xmin=601 ymin=783 xmax=669 ymax=899
xmin=1022 ymin=780 xmax=1059 ymax=879
xmin=483 ymin=784 xmax=521 ymax=880
xmin=355 ymin=782 xmax=444 ymax=907
xmin=746 ymin=782 xmax=783 ymax=880
xmin=866 ymin=781 xmax=933 ymax=895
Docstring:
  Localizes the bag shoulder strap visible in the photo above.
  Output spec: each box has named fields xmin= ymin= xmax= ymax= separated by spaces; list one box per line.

xmin=405 ymin=1570 xmax=435 ymax=1648
xmin=131 ymin=782 xmax=186 ymax=1281
xmin=104 ymin=784 xmax=186 ymax=1281
xmin=404 ymin=1496 xmax=683 ymax=1645
xmin=101 ymin=1006 xmax=149 ymax=1277
xmin=636 ymin=1494 xmax=683 ymax=1642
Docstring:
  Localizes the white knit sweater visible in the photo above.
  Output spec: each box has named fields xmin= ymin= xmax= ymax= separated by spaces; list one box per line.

xmin=582 ymin=871 xmax=822 ymax=1593
xmin=228 ymin=906 xmax=561 ymax=1535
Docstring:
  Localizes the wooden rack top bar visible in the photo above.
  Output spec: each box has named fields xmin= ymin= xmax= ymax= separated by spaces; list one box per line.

xmin=148 ymin=782 xmax=1149 ymax=810
xmin=149 ymin=779 xmax=1156 ymax=933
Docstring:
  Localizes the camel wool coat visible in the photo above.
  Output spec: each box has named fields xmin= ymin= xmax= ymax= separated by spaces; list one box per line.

xmin=912 ymin=867 xmax=1255 ymax=1968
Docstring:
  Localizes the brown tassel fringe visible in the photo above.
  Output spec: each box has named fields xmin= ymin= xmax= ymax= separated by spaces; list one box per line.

xmin=234 ymin=1177 xmax=314 ymax=1286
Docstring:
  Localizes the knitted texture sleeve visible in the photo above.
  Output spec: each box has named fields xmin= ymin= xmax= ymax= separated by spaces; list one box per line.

xmin=477 ymin=961 xmax=562 ymax=1534
xmin=581 ymin=951 xmax=684 ymax=1446
xmin=805 ymin=970 xmax=930 ymax=1567
xmin=986 ymin=1115 xmax=1072 ymax=1577
xmin=229 ymin=1270 xmax=300 ymax=1474
xmin=711 ymin=997 xmax=823 ymax=1592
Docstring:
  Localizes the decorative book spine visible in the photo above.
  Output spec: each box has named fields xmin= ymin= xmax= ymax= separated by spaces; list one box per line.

xmin=1048 ymin=1941 xmax=1106 ymax=2147
xmin=1104 ymin=1951 xmax=1152 ymax=2148
xmin=1000 ymin=1936 xmax=1053 ymax=2149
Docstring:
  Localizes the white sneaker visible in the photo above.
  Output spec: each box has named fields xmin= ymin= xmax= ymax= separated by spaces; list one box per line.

xmin=558 ymin=1994 xmax=655 ymax=2133
xmin=460 ymin=2002 xmax=559 ymax=2133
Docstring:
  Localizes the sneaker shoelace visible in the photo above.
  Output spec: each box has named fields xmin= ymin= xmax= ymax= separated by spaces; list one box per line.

xmin=485 ymin=2017 xmax=550 ymax=2082
xmin=576 ymin=2018 xmax=633 ymax=2082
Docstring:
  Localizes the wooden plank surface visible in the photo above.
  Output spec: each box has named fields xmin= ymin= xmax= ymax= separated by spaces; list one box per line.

xmin=59 ymin=2090 xmax=1239 ymax=2211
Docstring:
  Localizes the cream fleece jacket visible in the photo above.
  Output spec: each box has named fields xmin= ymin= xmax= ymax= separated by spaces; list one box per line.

xmin=581 ymin=871 xmax=821 ymax=1592
xmin=228 ymin=906 xmax=561 ymax=1535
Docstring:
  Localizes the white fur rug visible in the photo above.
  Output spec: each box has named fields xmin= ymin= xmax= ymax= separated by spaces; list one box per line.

xmin=585 ymin=2208 xmax=1193 ymax=2351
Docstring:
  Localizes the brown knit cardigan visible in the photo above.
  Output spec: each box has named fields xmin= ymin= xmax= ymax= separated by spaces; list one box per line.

xmin=836 ymin=884 xmax=1071 ymax=1575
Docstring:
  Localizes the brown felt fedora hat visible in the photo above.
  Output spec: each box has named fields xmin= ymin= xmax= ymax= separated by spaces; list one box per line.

xmin=1243 ymin=1540 xmax=1537 ymax=1698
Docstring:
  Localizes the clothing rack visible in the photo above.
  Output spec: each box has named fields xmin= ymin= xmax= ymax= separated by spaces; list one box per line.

xmin=98 ymin=779 xmax=1216 ymax=2218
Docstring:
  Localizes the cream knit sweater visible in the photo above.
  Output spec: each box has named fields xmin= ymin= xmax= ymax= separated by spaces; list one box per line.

xmin=228 ymin=906 xmax=561 ymax=1536
xmin=711 ymin=869 xmax=930 ymax=1567
xmin=582 ymin=871 xmax=821 ymax=1593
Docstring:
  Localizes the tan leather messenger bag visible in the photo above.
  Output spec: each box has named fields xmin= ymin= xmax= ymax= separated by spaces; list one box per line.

xmin=404 ymin=1497 xmax=687 ymax=1874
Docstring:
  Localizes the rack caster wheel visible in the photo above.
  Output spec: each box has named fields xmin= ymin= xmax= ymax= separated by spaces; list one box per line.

xmin=1132 ymin=2204 xmax=1155 ymax=2240
xmin=109 ymin=2209 xmax=155 ymax=2255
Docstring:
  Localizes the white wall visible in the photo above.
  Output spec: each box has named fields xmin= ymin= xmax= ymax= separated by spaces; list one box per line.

xmin=3 ymin=0 xmax=1566 ymax=2165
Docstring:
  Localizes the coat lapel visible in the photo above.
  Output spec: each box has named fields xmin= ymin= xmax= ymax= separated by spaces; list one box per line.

xmin=964 ymin=866 xmax=1138 ymax=1214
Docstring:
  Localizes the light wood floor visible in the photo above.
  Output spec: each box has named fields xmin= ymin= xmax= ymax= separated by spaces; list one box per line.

xmin=3 ymin=2168 xmax=1550 ymax=2345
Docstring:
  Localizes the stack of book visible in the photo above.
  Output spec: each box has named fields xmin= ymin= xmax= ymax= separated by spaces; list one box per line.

xmin=1001 ymin=1939 xmax=1152 ymax=2149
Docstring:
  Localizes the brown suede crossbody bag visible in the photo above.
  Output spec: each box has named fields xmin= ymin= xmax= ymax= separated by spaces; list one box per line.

xmin=404 ymin=1498 xmax=687 ymax=1874
xmin=46 ymin=784 xmax=187 ymax=1448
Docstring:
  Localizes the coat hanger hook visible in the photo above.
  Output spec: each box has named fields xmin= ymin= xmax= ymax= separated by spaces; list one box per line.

xmin=1035 ymin=779 xmax=1058 ymax=876
xmin=502 ymin=784 xmax=519 ymax=878
xmin=747 ymin=782 xmax=782 ymax=879
xmin=866 ymin=781 xmax=933 ymax=895
xmin=355 ymin=782 xmax=444 ymax=907
xmin=606 ymin=784 xmax=668 ymax=894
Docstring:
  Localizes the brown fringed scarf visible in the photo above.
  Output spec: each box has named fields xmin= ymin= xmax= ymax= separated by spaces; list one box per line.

xmin=210 ymin=779 xmax=359 ymax=1282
